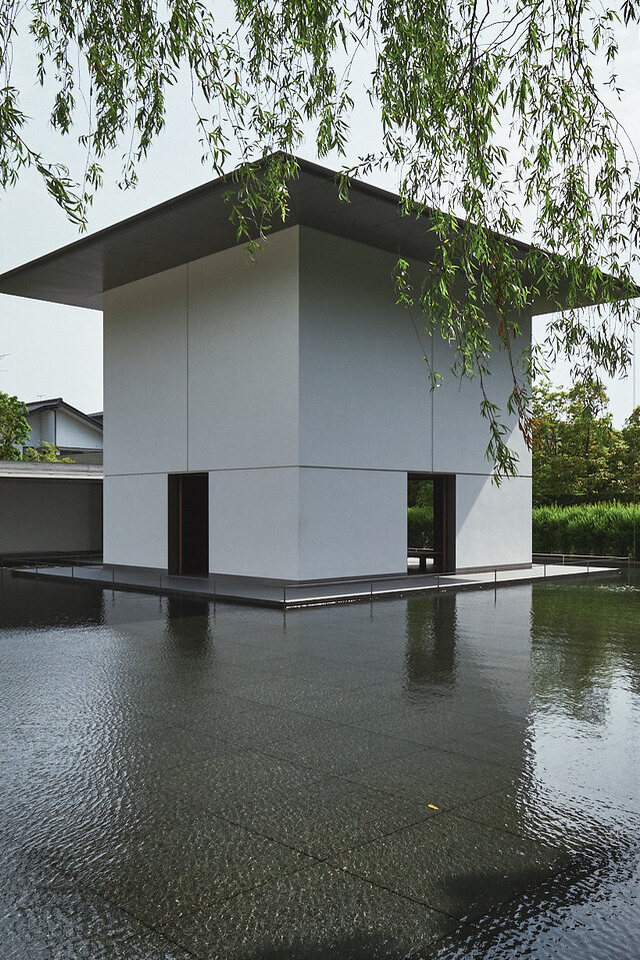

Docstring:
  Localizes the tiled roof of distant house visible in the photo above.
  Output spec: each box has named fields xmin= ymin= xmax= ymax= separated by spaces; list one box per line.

xmin=26 ymin=398 xmax=103 ymax=430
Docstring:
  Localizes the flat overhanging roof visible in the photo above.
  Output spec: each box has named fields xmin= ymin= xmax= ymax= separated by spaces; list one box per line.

xmin=0 ymin=155 xmax=632 ymax=313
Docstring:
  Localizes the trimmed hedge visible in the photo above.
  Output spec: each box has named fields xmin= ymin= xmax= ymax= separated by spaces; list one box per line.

xmin=408 ymin=501 xmax=640 ymax=558
xmin=532 ymin=502 xmax=640 ymax=559
xmin=408 ymin=505 xmax=433 ymax=548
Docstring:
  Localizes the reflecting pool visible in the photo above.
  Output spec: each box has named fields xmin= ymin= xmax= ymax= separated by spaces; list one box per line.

xmin=1 ymin=570 xmax=639 ymax=958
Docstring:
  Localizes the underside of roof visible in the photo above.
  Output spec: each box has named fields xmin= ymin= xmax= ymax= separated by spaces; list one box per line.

xmin=0 ymin=156 xmax=632 ymax=315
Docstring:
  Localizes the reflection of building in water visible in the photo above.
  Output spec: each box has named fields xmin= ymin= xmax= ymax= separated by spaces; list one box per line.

xmin=404 ymin=592 xmax=458 ymax=689
xmin=100 ymin=590 xmax=214 ymax=666
xmin=403 ymin=585 xmax=536 ymax=728
xmin=453 ymin=584 xmax=537 ymax=721
xmin=0 ymin=576 xmax=104 ymax=628
xmin=164 ymin=595 xmax=212 ymax=657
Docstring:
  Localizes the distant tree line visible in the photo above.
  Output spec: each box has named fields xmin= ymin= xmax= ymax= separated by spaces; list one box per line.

xmin=533 ymin=381 xmax=640 ymax=507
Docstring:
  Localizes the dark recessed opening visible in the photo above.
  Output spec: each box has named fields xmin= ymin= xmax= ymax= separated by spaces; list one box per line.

xmin=168 ymin=473 xmax=209 ymax=577
xmin=408 ymin=473 xmax=456 ymax=574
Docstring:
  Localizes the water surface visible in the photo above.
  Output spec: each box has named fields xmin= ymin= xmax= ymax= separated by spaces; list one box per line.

xmin=1 ymin=570 xmax=639 ymax=958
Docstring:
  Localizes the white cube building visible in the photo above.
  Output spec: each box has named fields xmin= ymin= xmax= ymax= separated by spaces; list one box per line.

xmin=0 ymin=157 xmax=564 ymax=596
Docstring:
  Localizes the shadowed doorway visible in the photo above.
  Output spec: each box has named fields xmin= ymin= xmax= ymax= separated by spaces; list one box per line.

xmin=408 ymin=473 xmax=456 ymax=574
xmin=168 ymin=473 xmax=209 ymax=577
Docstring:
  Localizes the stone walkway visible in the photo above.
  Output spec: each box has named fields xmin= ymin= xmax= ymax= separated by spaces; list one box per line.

xmin=13 ymin=560 xmax=619 ymax=607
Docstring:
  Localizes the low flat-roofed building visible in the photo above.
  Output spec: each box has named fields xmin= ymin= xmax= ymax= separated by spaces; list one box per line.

xmin=0 ymin=460 xmax=102 ymax=564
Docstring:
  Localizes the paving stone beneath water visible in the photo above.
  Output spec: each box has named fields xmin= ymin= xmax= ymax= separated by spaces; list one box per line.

xmin=334 ymin=811 xmax=571 ymax=921
xmin=172 ymin=861 xmax=457 ymax=959
xmin=0 ymin=871 xmax=193 ymax=960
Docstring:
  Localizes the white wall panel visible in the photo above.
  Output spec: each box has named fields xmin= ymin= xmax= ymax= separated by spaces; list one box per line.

xmin=432 ymin=313 xmax=532 ymax=477
xmin=299 ymin=228 xmax=432 ymax=471
xmin=103 ymin=266 xmax=188 ymax=476
xmin=188 ymin=228 xmax=300 ymax=471
xmin=209 ymin=468 xmax=299 ymax=579
xmin=103 ymin=473 xmax=167 ymax=568
xmin=298 ymin=467 xmax=407 ymax=580
xmin=455 ymin=473 xmax=532 ymax=570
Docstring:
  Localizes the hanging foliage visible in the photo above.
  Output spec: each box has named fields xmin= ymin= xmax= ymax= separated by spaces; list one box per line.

xmin=1 ymin=0 xmax=639 ymax=475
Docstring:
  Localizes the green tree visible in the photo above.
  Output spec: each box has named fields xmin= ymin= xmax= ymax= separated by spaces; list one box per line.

xmin=620 ymin=405 xmax=640 ymax=501
xmin=408 ymin=479 xmax=433 ymax=508
xmin=1 ymin=1 xmax=639 ymax=476
xmin=22 ymin=440 xmax=73 ymax=463
xmin=532 ymin=379 xmax=623 ymax=505
xmin=0 ymin=392 xmax=30 ymax=459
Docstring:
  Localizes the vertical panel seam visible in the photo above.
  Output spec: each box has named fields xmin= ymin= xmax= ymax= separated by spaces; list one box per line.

xmin=431 ymin=330 xmax=434 ymax=472
xmin=186 ymin=262 xmax=189 ymax=471
xmin=297 ymin=227 xmax=302 ymax=581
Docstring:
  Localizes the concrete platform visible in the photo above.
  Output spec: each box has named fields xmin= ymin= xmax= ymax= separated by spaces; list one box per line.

xmin=12 ymin=561 xmax=621 ymax=608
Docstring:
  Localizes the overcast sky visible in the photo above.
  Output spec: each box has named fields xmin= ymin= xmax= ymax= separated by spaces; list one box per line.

xmin=0 ymin=13 xmax=639 ymax=423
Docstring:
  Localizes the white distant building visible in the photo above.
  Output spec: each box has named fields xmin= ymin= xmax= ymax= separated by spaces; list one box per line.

xmin=0 ymin=157 xmax=619 ymax=596
xmin=24 ymin=398 xmax=103 ymax=463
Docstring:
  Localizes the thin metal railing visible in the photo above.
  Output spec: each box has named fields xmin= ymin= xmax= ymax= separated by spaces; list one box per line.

xmin=533 ymin=552 xmax=631 ymax=566
xmin=280 ymin=556 xmax=621 ymax=608
xmin=9 ymin=551 xmax=617 ymax=610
